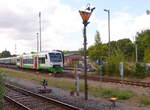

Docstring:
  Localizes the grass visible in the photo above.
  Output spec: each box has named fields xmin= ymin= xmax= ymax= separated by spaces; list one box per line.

xmin=140 ymin=98 xmax=150 ymax=106
xmin=0 ymin=68 xmax=77 ymax=91
xmin=138 ymin=95 xmax=150 ymax=106
xmin=90 ymin=86 xmax=134 ymax=100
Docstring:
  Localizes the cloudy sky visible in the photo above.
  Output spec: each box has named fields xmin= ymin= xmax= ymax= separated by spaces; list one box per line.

xmin=0 ymin=0 xmax=150 ymax=55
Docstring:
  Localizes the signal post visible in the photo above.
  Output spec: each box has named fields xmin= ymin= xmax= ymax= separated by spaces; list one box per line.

xmin=79 ymin=5 xmax=95 ymax=100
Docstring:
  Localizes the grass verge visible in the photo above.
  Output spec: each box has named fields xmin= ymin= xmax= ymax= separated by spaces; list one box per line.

xmin=139 ymin=95 xmax=150 ymax=106
xmin=90 ymin=86 xmax=134 ymax=100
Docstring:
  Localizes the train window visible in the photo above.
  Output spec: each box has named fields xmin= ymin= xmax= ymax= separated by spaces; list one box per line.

xmin=23 ymin=59 xmax=27 ymax=64
xmin=49 ymin=53 xmax=62 ymax=62
xmin=17 ymin=59 xmax=20 ymax=63
xmin=45 ymin=55 xmax=47 ymax=59
xmin=28 ymin=59 xmax=33 ymax=64
xmin=30 ymin=59 xmax=34 ymax=64
xmin=23 ymin=59 xmax=33 ymax=64
xmin=39 ymin=57 xmax=45 ymax=64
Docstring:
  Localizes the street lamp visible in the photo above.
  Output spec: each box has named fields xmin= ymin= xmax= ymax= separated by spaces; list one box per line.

xmin=104 ymin=9 xmax=111 ymax=59
xmin=79 ymin=4 xmax=95 ymax=100
xmin=146 ymin=10 xmax=150 ymax=15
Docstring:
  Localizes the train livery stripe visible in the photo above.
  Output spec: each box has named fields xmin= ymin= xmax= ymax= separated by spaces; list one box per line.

xmin=19 ymin=64 xmax=64 ymax=72
xmin=38 ymin=66 xmax=64 ymax=72
xmin=23 ymin=65 xmax=33 ymax=69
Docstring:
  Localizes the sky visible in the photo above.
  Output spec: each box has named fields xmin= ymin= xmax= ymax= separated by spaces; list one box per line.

xmin=0 ymin=0 xmax=150 ymax=55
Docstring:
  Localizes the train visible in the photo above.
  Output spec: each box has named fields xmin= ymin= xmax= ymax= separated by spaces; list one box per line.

xmin=0 ymin=51 xmax=64 ymax=73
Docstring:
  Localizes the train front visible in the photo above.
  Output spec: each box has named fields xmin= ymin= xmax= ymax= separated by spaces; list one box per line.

xmin=48 ymin=51 xmax=64 ymax=73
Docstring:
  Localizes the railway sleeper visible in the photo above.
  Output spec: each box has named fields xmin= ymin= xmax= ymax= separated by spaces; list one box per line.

xmin=12 ymin=96 xmax=31 ymax=101
xmin=25 ymin=102 xmax=47 ymax=109
xmin=30 ymin=104 xmax=57 ymax=110
xmin=6 ymin=95 xmax=27 ymax=99
xmin=44 ymin=105 xmax=63 ymax=110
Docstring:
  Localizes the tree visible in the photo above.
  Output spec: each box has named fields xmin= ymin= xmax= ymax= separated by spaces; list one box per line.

xmin=88 ymin=31 xmax=104 ymax=61
xmin=78 ymin=48 xmax=84 ymax=56
xmin=117 ymin=38 xmax=134 ymax=61
xmin=0 ymin=50 xmax=11 ymax=58
xmin=95 ymin=31 xmax=102 ymax=46
xmin=136 ymin=30 xmax=150 ymax=62
xmin=109 ymin=41 xmax=117 ymax=56
xmin=144 ymin=47 xmax=150 ymax=62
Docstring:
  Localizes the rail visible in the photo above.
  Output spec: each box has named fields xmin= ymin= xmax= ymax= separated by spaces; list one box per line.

xmin=1 ymin=64 xmax=150 ymax=88
xmin=5 ymin=83 xmax=82 ymax=110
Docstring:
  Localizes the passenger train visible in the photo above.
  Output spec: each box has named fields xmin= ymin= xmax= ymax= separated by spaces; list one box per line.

xmin=0 ymin=51 xmax=64 ymax=73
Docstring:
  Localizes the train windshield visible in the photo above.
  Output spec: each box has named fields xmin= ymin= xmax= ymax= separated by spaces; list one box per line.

xmin=49 ymin=53 xmax=62 ymax=62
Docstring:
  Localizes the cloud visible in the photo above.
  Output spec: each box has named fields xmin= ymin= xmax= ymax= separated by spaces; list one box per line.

xmin=1 ymin=0 xmax=149 ymax=55
xmin=0 ymin=0 xmax=82 ymax=54
xmin=96 ymin=12 xmax=150 ymax=43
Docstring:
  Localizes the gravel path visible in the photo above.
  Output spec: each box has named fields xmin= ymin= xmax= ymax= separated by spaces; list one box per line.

xmin=5 ymin=76 xmax=150 ymax=110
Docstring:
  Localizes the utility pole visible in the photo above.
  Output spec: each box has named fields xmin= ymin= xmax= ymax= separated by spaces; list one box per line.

xmin=104 ymin=9 xmax=111 ymax=58
xmin=79 ymin=5 xmax=95 ymax=100
xmin=15 ymin=44 xmax=17 ymax=55
xmin=39 ymin=12 xmax=42 ymax=52
xmin=135 ymin=36 xmax=138 ymax=62
xmin=37 ymin=33 xmax=39 ymax=53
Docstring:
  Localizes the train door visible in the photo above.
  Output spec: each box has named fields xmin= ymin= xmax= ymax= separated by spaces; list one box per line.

xmin=34 ymin=56 xmax=38 ymax=69
xmin=20 ymin=57 xmax=23 ymax=68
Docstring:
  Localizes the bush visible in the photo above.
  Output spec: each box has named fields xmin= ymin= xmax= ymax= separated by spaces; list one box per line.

xmin=140 ymin=98 xmax=150 ymax=106
xmin=101 ymin=89 xmax=114 ymax=98
xmin=101 ymin=61 xmax=150 ymax=78
xmin=132 ymin=63 xmax=150 ymax=78
xmin=101 ymin=63 xmax=119 ymax=76
xmin=114 ymin=90 xmax=134 ymax=100
xmin=99 ymin=88 xmax=134 ymax=100
xmin=134 ymin=63 xmax=145 ymax=78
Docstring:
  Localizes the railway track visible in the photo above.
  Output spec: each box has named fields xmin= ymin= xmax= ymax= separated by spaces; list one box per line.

xmin=4 ymin=83 xmax=82 ymax=110
xmin=66 ymin=74 xmax=150 ymax=88
xmin=0 ymin=64 xmax=150 ymax=88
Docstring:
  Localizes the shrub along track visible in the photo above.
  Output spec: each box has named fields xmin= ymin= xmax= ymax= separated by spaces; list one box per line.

xmin=4 ymin=83 xmax=82 ymax=110
xmin=0 ymin=64 xmax=150 ymax=88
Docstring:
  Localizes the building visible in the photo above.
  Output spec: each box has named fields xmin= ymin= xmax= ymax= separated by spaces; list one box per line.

xmin=64 ymin=54 xmax=82 ymax=67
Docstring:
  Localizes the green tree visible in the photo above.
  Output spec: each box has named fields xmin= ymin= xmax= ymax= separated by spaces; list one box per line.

xmin=109 ymin=41 xmax=117 ymax=56
xmin=144 ymin=47 xmax=150 ymax=62
xmin=95 ymin=31 xmax=102 ymax=46
xmin=88 ymin=31 xmax=104 ymax=61
xmin=78 ymin=48 xmax=84 ymax=56
xmin=136 ymin=30 xmax=150 ymax=62
xmin=0 ymin=50 xmax=11 ymax=58
xmin=117 ymin=39 xmax=134 ymax=61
